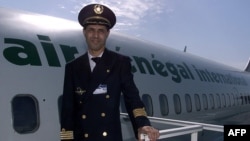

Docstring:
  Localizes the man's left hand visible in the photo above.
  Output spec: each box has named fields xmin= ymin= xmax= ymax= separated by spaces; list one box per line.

xmin=138 ymin=126 xmax=160 ymax=141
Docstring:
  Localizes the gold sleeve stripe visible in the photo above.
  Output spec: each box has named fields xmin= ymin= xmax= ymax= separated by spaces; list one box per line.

xmin=133 ymin=108 xmax=147 ymax=118
xmin=60 ymin=128 xmax=74 ymax=140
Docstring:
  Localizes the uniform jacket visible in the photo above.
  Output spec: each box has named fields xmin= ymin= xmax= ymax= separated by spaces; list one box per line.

xmin=60 ymin=49 xmax=150 ymax=141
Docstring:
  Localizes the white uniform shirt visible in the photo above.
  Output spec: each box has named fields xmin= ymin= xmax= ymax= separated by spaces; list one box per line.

xmin=88 ymin=51 xmax=103 ymax=72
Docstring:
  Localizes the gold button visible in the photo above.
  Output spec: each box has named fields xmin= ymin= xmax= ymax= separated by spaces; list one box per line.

xmin=103 ymin=131 xmax=107 ymax=136
xmin=106 ymin=95 xmax=110 ymax=99
xmin=107 ymin=69 xmax=110 ymax=73
xmin=101 ymin=113 xmax=106 ymax=117
xmin=82 ymin=115 xmax=86 ymax=119
xmin=84 ymin=133 xmax=88 ymax=138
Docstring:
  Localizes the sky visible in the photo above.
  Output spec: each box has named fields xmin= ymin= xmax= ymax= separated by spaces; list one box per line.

xmin=0 ymin=0 xmax=249 ymax=70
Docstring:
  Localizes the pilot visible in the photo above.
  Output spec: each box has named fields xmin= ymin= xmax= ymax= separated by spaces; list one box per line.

xmin=60 ymin=3 xmax=160 ymax=141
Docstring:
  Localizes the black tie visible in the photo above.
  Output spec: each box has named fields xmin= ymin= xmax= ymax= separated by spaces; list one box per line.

xmin=91 ymin=57 xmax=101 ymax=64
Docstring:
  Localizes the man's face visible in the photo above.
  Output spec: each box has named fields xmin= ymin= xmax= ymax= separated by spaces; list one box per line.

xmin=84 ymin=24 xmax=110 ymax=53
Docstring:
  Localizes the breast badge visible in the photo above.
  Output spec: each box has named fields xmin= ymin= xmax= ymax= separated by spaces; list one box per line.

xmin=75 ymin=87 xmax=85 ymax=95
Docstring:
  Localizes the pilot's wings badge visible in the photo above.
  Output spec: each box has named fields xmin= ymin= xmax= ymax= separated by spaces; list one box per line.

xmin=75 ymin=87 xmax=85 ymax=95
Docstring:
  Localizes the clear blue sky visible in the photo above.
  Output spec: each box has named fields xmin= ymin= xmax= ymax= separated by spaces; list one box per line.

xmin=1 ymin=0 xmax=249 ymax=70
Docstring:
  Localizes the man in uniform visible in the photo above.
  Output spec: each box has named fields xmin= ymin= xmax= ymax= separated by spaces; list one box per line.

xmin=60 ymin=3 xmax=159 ymax=141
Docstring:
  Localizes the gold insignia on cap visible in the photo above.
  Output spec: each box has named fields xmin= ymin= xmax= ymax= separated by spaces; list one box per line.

xmin=133 ymin=108 xmax=147 ymax=118
xmin=94 ymin=4 xmax=104 ymax=14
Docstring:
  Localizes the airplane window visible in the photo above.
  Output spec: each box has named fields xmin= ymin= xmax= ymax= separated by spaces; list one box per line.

xmin=173 ymin=94 xmax=181 ymax=114
xmin=202 ymin=94 xmax=208 ymax=110
xmin=244 ymin=94 xmax=248 ymax=104
xmin=159 ymin=94 xmax=169 ymax=116
xmin=235 ymin=93 xmax=240 ymax=105
xmin=230 ymin=93 xmax=235 ymax=106
xmin=233 ymin=93 xmax=237 ymax=105
xmin=239 ymin=93 xmax=243 ymax=105
xmin=235 ymin=93 xmax=239 ymax=106
xmin=194 ymin=94 xmax=201 ymax=111
xmin=221 ymin=94 xmax=226 ymax=107
xmin=142 ymin=94 xmax=153 ymax=116
xmin=216 ymin=94 xmax=221 ymax=108
xmin=209 ymin=94 xmax=215 ymax=109
xmin=242 ymin=94 xmax=245 ymax=105
xmin=226 ymin=93 xmax=231 ymax=107
xmin=242 ymin=94 xmax=245 ymax=104
xmin=185 ymin=94 xmax=192 ymax=113
xmin=58 ymin=95 xmax=63 ymax=123
xmin=11 ymin=94 xmax=39 ymax=134
xmin=245 ymin=94 xmax=248 ymax=104
xmin=240 ymin=93 xmax=244 ymax=105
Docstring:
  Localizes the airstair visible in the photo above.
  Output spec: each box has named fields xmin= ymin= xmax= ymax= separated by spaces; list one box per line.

xmin=120 ymin=113 xmax=224 ymax=141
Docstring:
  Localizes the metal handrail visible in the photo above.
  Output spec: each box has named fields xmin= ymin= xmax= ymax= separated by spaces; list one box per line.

xmin=120 ymin=113 xmax=224 ymax=141
xmin=159 ymin=125 xmax=203 ymax=141
xmin=146 ymin=115 xmax=224 ymax=132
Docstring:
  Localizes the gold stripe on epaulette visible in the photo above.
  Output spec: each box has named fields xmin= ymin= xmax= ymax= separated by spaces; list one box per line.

xmin=133 ymin=108 xmax=147 ymax=118
xmin=60 ymin=128 xmax=74 ymax=140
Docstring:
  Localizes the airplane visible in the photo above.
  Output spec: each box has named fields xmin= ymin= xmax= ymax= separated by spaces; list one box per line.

xmin=1 ymin=6 xmax=250 ymax=141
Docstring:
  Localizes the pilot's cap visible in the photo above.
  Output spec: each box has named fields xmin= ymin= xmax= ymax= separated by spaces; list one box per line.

xmin=78 ymin=4 xmax=116 ymax=29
